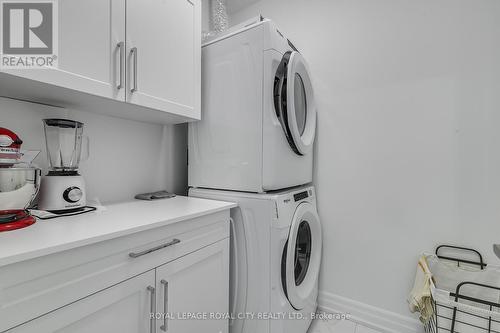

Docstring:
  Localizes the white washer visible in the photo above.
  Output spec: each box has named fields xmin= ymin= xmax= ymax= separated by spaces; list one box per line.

xmin=189 ymin=17 xmax=317 ymax=193
xmin=189 ymin=185 xmax=322 ymax=333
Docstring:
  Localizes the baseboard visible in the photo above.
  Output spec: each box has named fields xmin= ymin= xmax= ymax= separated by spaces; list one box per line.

xmin=317 ymin=291 xmax=423 ymax=333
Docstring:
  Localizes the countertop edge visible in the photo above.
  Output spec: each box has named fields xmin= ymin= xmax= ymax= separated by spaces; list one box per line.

xmin=0 ymin=202 xmax=237 ymax=268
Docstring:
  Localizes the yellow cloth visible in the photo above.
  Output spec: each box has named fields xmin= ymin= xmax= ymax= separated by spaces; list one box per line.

xmin=407 ymin=255 xmax=434 ymax=324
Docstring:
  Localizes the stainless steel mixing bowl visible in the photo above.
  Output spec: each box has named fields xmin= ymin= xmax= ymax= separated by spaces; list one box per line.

xmin=0 ymin=167 xmax=41 ymax=210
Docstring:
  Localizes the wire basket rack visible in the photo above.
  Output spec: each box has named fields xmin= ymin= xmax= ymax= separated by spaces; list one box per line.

xmin=425 ymin=245 xmax=500 ymax=333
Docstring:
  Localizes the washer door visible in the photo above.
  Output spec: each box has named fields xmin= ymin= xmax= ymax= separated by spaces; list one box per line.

xmin=274 ymin=51 xmax=317 ymax=156
xmin=281 ymin=202 xmax=322 ymax=310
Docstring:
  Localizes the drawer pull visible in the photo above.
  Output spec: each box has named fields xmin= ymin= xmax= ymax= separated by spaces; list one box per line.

xmin=129 ymin=239 xmax=181 ymax=258
xmin=117 ymin=41 xmax=124 ymax=89
xmin=130 ymin=47 xmax=138 ymax=92
xmin=147 ymin=286 xmax=156 ymax=333
xmin=160 ymin=279 xmax=169 ymax=331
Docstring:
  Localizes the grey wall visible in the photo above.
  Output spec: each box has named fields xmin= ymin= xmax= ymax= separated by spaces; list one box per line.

xmin=0 ymin=97 xmax=187 ymax=204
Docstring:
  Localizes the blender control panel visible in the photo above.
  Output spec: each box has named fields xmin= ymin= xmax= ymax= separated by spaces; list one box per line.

xmin=63 ymin=187 xmax=83 ymax=203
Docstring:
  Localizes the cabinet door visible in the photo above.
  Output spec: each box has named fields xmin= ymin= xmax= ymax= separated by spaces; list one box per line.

xmin=1 ymin=0 xmax=126 ymax=101
xmin=7 ymin=271 xmax=155 ymax=333
xmin=126 ymin=0 xmax=201 ymax=119
xmin=155 ymin=239 xmax=229 ymax=333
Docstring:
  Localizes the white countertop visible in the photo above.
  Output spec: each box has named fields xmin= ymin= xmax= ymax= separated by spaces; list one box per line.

xmin=0 ymin=196 xmax=236 ymax=267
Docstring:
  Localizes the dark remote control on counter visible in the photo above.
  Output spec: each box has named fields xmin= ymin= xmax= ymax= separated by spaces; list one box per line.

xmin=135 ymin=191 xmax=176 ymax=201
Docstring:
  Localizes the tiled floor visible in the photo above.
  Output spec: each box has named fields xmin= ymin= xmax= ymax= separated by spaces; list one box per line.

xmin=308 ymin=318 xmax=381 ymax=333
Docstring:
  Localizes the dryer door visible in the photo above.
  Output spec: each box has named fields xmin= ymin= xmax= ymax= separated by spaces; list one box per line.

xmin=281 ymin=202 xmax=322 ymax=310
xmin=274 ymin=51 xmax=317 ymax=156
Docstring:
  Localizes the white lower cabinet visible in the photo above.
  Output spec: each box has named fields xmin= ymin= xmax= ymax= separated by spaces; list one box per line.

xmin=5 ymin=239 xmax=229 ymax=333
xmin=155 ymin=239 xmax=229 ymax=333
xmin=8 ymin=270 xmax=155 ymax=333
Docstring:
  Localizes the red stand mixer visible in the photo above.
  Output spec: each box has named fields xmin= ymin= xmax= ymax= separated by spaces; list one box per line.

xmin=0 ymin=128 xmax=41 ymax=232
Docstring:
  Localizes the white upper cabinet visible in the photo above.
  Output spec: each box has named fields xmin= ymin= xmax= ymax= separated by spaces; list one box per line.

xmin=126 ymin=0 xmax=201 ymax=119
xmin=2 ymin=0 xmax=126 ymax=101
xmin=0 ymin=0 xmax=201 ymax=124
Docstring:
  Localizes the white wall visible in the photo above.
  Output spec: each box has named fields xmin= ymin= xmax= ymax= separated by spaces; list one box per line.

xmin=0 ymin=97 xmax=187 ymax=204
xmin=230 ymin=0 xmax=500 ymax=328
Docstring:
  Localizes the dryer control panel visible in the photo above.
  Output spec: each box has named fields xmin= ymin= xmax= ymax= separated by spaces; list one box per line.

xmin=293 ymin=190 xmax=309 ymax=202
xmin=293 ymin=189 xmax=314 ymax=202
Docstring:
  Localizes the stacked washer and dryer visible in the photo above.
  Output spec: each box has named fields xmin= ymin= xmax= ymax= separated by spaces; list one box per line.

xmin=189 ymin=17 xmax=322 ymax=333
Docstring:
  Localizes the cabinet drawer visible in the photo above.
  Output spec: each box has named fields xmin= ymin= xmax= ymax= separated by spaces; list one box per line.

xmin=0 ymin=210 xmax=229 ymax=332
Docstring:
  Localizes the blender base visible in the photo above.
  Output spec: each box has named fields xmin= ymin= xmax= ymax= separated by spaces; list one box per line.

xmin=38 ymin=174 xmax=87 ymax=212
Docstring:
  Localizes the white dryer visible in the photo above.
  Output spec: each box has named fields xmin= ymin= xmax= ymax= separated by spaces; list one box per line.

xmin=189 ymin=17 xmax=317 ymax=193
xmin=189 ymin=185 xmax=322 ymax=333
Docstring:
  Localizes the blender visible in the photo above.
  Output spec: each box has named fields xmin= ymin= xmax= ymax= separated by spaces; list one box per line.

xmin=38 ymin=119 xmax=89 ymax=213
xmin=0 ymin=127 xmax=41 ymax=232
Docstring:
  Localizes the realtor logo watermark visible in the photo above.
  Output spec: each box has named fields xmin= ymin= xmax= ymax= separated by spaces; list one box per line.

xmin=0 ymin=0 xmax=58 ymax=68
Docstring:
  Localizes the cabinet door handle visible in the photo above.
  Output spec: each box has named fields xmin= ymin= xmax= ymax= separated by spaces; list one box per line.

xmin=160 ymin=279 xmax=169 ymax=331
xmin=117 ymin=42 xmax=124 ymax=89
xmin=130 ymin=47 xmax=138 ymax=92
xmin=147 ymin=286 xmax=156 ymax=333
xmin=129 ymin=239 xmax=181 ymax=258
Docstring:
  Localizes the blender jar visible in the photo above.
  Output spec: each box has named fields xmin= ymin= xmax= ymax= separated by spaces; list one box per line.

xmin=43 ymin=119 xmax=87 ymax=172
